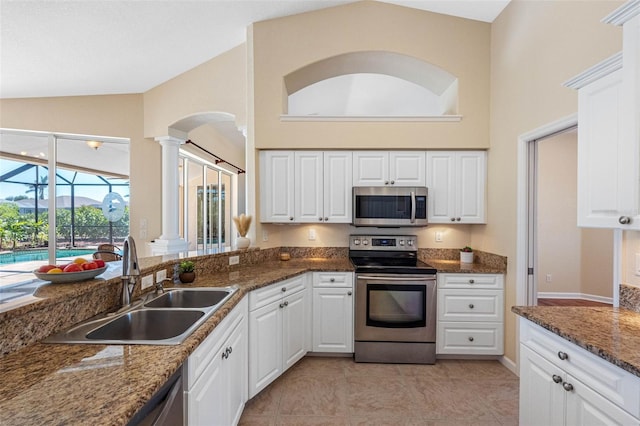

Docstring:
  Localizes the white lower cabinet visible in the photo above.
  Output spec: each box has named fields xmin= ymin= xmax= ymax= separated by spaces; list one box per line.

xmin=436 ymin=273 xmax=504 ymax=355
xmin=248 ymin=275 xmax=310 ymax=398
xmin=184 ymin=297 xmax=248 ymax=426
xmin=519 ymin=318 xmax=640 ymax=426
xmin=311 ymin=272 xmax=354 ymax=353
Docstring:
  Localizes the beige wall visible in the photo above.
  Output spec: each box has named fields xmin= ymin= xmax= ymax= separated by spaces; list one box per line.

xmin=143 ymin=44 xmax=247 ymax=138
xmin=250 ymin=1 xmax=491 ymax=150
xmin=623 ymin=232 xmax=640 ymax=288
xmin=0 ymin=94 xmax=160 ymax=258
xmin=536 ymin=131 xmax=613 ymax=299
xmin=485 ymin=0 xmax=622 ymax=363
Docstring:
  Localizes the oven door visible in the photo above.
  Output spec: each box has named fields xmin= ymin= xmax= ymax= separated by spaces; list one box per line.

xmin=355 ymin=274 xmax=436 ymax=343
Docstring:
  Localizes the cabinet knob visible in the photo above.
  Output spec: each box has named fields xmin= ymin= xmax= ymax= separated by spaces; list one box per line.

xmin=330 ymin=278 xmax=335 ymax=282
xmin=562 ymin=382 xmax=574 ymax=392
xmin=557 ymin=351 xmax=568 ymax=361
xmin=319 ymin=217 xmax=323 ymax=221
xmin=469 ymin=304 xmax=474 ymax=309
xmin=469 ymin=279 xmax=475 ymax=284
xmin=552 ymin=375 xmax=562 ymax=384
xmin=289 ymin=216 xmax=294 ymax=221
xmin=468 ymin=336 xmax=474 ymax=342
xmin=324 ymin=217 xmax=328 ymax=221
xmin=228 ymin=346 xmax=233 ymax=355
xmin=385 ymin=181 xmax=389 ymax=185
xmin=284 ymin=301 xmax=289 ymax=306
xmin=456 ymin=217 xmax=461 ymax=222
xmin=619 ymin=216 xmax=632 ymax=224
xmin=450 ymin=217 xmax=456 ymax=222
xmin=279 ymin=303 xmax=284 ymax=308
xmin=282 ymin=287 xmax=286 ymax=292
xmin=390 ymin=180 xmax=395 ymax=185
xmin=347 ymin=291 xmax=352 ymax=296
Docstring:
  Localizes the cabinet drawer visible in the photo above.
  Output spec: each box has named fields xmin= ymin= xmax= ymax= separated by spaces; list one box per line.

xmin=186 ymin=296 xmax=247 ymax=389
xmin=438 ymin=273 xmax=504 ymax=290
xmin=436 ymin=322 xmax=503 ymax=355
xmin=438 ymin=289 xmax=503 ymax=322
xmin=520 ymin=318 xmax=640 ymax=417
xmin=312 ymin=272 xmax=353 ymax=288
xmin=249 ymin=275 xmax=306 ymax=311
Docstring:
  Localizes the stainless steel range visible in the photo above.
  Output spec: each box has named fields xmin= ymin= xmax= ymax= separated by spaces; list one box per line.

xmin=350 ymin=234 xmax=437 ymax=364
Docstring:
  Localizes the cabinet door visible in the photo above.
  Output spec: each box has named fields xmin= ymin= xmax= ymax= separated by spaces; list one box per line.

xmin=323 ymin=151 xmax=353 ymax=223
xmin=519 ymin=345 xmax=565 ymax=426
xmin=248 ymin=301 xmax=283 ymax=398
xmin=260 ymin=151 xmax=295 ymax=223
xmin=576 ymin=70 xmax=636 ymax=228
xmin=282 ymin=288 xmax=308 ymax=371
xmin=227 ymin=317 xmax=248 ymax=426
xmin=389 ymin=151 xmax=426 ymax=186
xmin=353 ymin=151 xmax=389 ymax=186
xmin=455 ymin=151 xmax=486 ymax=223
xmin=426 ymin=151 xmax=456 ymax=223
xmin=294 ymin=151 xmax=323 ymax=223
xmin=312 ymin=287 xmax=354 ymax=353
xmin=566 ymin=374 xmax=640 ymax=426
xmin=186 ymin=349 xmax=226 ymax=426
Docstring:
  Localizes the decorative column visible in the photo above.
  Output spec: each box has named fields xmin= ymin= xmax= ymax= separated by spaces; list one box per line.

xmin=149 ymin=135 xmax=189 ymax=255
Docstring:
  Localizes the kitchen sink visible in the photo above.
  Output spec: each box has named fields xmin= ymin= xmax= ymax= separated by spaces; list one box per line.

xmin=144 ymin=288 xmax=232 ymax=309
xmin=44 ymin=286 xmax=238 ymax=345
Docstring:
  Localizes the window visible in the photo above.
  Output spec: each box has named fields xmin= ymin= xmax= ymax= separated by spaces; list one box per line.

xmin=179 ymin=152 xmax=233 ymax=253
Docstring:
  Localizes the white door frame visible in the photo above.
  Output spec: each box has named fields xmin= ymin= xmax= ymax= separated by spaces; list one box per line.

xmin=516 ymin=113 xmax=622 ymax=307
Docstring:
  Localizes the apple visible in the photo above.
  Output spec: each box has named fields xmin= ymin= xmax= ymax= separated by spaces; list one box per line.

xmin=57 ymin=264 xmax=69 ymax=270
xmin=82 ymin=261 xmax=98 ymax=270
xmin=94 ymin=259 xmax=106 ymax=268
xmin=63 ymin=264 xmax=83 ymax=273
xmin=37 ymin=264 xmax=58 ymax=273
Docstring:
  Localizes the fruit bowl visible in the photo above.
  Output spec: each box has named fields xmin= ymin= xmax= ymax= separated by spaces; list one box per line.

xmin=33 ymin=266 xmax=108 ymax=283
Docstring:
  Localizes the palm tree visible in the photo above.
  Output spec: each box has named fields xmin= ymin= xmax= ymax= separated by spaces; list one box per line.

xmin=25 ymin=175 xmax=48 ymax=200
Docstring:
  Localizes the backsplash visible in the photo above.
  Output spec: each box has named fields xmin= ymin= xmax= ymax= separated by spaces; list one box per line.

xmin=620 ymin=284 xmax=640 ymax=313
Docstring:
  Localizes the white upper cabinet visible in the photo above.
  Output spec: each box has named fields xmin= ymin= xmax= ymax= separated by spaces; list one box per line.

xmin=260 ymin=151 xmax=295 ymax=223
xmin=353 ymin=151 xmax=425 ymax=186
xmin=567 ymin=2 xmax=640 ymax=229
xmin=261 ymin=151 xmax=352 ymax=223
xmin=426 ymin=151 xmax=486 ymax=224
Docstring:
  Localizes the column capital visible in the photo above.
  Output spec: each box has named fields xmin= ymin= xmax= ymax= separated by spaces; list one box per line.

xmin=154 ymin=135 xmax=185 ymax=146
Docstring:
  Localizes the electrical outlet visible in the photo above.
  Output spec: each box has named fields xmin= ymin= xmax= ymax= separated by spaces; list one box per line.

xmin=262 ymin=230 xmax=269 ymax=242
xmin=141 ymin=274 xmax=153 ymax=290
xmin=435 ymin=232 xmax=443 ymax=242
xmin=546 ymin=274 xmax=552 ymax=283
xmin=308 ymin=228 xmax=316 ymax=241
xmin=229 ymin=255 xmax=240 ymax=265
xmin=156 ymin=269 xmax=167 ymax=283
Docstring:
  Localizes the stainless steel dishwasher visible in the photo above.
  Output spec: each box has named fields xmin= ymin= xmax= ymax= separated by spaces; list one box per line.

xmin=127 ymin=366 xmax=184 ymax=426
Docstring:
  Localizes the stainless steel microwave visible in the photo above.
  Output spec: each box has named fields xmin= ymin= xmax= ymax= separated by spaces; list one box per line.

xmin=352 ymin=186 xmax=428 ymax=227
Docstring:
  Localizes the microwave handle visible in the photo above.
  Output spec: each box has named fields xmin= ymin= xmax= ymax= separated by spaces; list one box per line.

xmin=410 ymin=191 xmax=416 ymax=223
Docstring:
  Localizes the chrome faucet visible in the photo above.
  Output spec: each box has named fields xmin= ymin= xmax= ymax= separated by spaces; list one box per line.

xmin=121 ymin=235 xmax=141 ymax=306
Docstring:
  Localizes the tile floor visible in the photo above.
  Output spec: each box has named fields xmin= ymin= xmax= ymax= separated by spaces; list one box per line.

xmin=239 ymin=357 xmax=519 ymax=426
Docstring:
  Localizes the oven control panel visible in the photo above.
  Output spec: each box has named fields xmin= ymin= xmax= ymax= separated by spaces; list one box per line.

xmin=349 ymin=234 xmax=417 ymax=251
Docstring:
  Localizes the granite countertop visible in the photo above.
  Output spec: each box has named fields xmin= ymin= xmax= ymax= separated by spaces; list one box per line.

xmin=0 ymin=255 xmax=505 ymax=425
xmin=512 ymin=305 xmax=640 ymax=378
xmin=0 ymin=258 xmax=352 ymax=426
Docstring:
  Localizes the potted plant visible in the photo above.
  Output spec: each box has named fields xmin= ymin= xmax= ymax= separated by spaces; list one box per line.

xmin=178 ymin=260 xmax=196 ymax=284
xmin=460 ymin=246 xmax=474 ymax=264
xmin=233 ymin=214 xmax=252 ymax=249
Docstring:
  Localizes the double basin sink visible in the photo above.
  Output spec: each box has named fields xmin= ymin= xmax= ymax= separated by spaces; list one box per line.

xmin=45 ymin=287 xmax=238 ymax=345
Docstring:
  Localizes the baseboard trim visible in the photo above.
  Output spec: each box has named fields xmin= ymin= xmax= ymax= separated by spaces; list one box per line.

xmin=537 ymin=292 xmax=613 ymax=304
xmin=500 ymin=355 xmax=518 ymax=376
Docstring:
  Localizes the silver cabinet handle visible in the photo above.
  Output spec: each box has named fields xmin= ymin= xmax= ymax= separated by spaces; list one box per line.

xmin=619 ymin=216 xmax=631 ymax=224
xmin=552 ymin=375 xmax=562 ymax=384
xmin=347 ymin=291 xmax=352 ymax=296
xmin=469 ymin=304 xmax=474 ymax=309
xmin=562 ymin=382 xmax=574 ymax=392
xmin=282 ymin=287 xmax=286 ymax=292
xmin=558 ymin=351 xmax=568 ymax=361
xmin=468 ymin=336 xmax=474 ymax=342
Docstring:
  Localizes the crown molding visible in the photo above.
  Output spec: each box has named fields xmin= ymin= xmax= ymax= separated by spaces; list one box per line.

xmin=602 ymin=0 xmax=640 ymax=26
xmin=563 ymin=52 xmax=623 ymax=89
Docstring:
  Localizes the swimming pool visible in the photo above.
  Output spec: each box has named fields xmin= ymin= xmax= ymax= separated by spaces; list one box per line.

xmin=0 ymin=249 xmax=96 ymax=265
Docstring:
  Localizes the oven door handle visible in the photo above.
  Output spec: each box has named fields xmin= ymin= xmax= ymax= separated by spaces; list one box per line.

xmin=410 ymin=191 xmax=416 ymax=224
xmin=358 ymin=275 xmax=435 ymax=282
